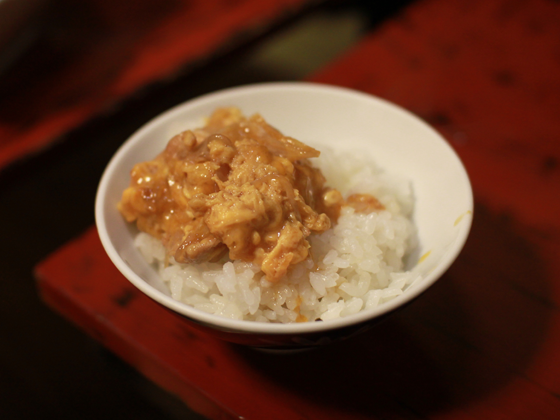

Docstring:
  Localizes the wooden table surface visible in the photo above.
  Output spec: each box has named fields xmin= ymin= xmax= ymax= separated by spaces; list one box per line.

xmin=28 ymin=0 xmax=560 ymax=418
xmin=0 ymin=0 xmax=319 ymax=170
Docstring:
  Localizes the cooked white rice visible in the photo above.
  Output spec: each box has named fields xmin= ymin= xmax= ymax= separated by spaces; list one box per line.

xmin=134 ymin=149 xmax=419 ymax=323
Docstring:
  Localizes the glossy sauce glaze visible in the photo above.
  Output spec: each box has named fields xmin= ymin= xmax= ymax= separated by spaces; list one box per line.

xmin=119 ymin=108 xmax=380 ymax=282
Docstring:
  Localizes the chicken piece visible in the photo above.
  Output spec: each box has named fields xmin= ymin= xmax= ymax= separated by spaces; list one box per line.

xmin=174 ymin=217 xmax=227 ymax=263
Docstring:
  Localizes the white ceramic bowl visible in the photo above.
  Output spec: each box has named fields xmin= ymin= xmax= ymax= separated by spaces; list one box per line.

xmin=95 ymin=82 xmax=473 ymax=349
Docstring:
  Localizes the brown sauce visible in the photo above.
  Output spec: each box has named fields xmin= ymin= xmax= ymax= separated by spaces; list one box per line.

xmin=119 ymin=107 xmax=382 ymax=282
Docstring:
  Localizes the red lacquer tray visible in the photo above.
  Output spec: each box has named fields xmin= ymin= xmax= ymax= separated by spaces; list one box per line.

xmin=0 ymin=0 xmax=317 ymax=171
xmin=35 ymin=0 xmax=560 ymax=418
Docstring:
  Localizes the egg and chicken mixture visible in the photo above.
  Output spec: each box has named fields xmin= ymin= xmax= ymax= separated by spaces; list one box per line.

xmin=118 ymin=108 xmax=382 ymax=282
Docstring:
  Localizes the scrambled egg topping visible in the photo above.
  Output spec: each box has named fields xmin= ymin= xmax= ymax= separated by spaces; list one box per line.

xmin=119 ymin=108 xmax=382 ymax=282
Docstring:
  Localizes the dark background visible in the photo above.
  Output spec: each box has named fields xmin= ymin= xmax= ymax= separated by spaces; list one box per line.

xmin=0 ymin=1 xmax=413 ymax=418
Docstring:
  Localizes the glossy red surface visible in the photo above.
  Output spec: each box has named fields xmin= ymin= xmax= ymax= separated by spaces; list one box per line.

xmin=34 ymin=0 xmax=560 ymax=418
xmin=0 ymin=0 xmax=317 ymax=171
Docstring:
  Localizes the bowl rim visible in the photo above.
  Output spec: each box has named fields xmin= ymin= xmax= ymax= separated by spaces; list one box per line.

xmin=95 ymin=81 xmax=473 ymax=335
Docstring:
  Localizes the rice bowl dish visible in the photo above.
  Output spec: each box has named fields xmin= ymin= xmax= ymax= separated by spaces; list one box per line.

xmin=133 ymin=147 xmax=418 ymax=323
xmin=95 ymin=82 xmax=473 ymax=347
